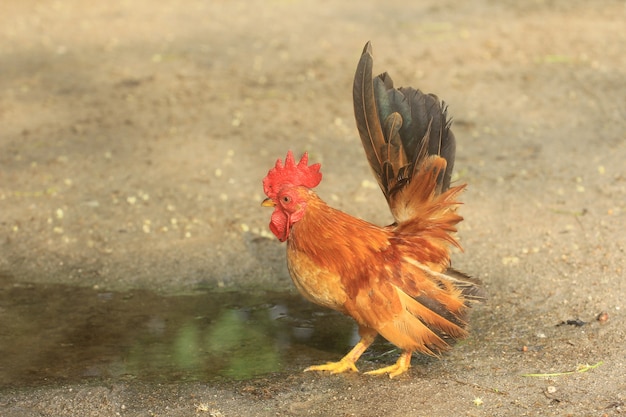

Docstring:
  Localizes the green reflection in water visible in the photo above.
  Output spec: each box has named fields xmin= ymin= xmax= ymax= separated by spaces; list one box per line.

xmin=122 ymin=303 xmax=286 ymax=382
xmin=174 ymin=321 xmax=202 ymax=370
xmin=206 ymin=309 xmax=280 ymax=379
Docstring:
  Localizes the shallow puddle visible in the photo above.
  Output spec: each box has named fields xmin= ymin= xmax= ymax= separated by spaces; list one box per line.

xmin=0 ymin=274 xmax=379 ymax=388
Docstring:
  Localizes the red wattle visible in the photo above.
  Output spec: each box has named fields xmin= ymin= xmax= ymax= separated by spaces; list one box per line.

xmin=270 ymin=209 xmax=290 ymax=242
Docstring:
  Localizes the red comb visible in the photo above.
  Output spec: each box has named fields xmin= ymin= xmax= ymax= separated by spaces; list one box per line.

xmin=263 ymin=151 xmax=322 ymax=199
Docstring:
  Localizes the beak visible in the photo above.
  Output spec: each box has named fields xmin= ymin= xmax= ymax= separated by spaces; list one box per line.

xmin=261 ymin=198 xmax=276 ymax=207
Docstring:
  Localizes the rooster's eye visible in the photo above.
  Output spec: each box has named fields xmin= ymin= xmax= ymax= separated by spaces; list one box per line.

xmin=282 ymin=196 xmax=291 ymax=204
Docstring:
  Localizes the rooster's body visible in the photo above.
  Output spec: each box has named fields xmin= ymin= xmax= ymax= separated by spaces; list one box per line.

xmin=262 ymin=42 xmax=484 ymax=378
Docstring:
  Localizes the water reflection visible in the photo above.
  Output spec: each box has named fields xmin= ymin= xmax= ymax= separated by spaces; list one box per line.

xmin=0 ymin=274 xmax=364 ymax=387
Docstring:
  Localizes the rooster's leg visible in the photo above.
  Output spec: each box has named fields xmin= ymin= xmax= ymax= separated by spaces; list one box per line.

xmin=364 ymin=350 xmax=412 ymax=378
xmin=304 ymin=326 xmax=377 ymax=374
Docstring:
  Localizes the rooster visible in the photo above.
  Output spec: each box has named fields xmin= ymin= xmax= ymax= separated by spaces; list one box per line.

xmin=261 ymin=42 xmax=484 ymax=378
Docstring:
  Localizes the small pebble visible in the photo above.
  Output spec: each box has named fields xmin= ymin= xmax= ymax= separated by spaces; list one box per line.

xmin=501 ymin=256 xmax=520 ymax=265
xmin=361 ymin=179 xmax=377 ymax=189
xmin=597 ymin=311 xmax=609 ymax=323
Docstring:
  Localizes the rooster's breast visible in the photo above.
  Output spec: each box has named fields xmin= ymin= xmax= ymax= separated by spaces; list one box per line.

xmin=286 ymin=245 xmax=348 ymax=313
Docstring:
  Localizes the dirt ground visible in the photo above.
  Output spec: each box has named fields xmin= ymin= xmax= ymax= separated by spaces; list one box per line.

xmin=1 ymin=0 xmax=626 ymax=416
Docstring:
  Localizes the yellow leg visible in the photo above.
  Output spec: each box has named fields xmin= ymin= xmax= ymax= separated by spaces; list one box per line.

xmin=364 ymin=350 xmax=412 ymax=378
xmin=304 ymin=327 xmax=377 ymax=374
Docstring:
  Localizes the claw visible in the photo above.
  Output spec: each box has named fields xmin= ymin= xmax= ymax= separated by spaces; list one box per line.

xmin=304 ymin=358 xmax=359 ymax=374
xmin=364 ymin=351 xmax=412 ymax=378
xmin=304 ymin=327 xmax=377 ymax=376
